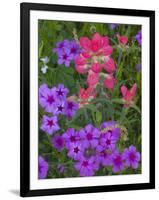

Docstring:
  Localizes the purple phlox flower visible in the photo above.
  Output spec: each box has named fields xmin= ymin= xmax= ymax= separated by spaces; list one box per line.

xmin=100 ymin=128 xmax=120 ymax=150
xmin=39 ymin=84 xmax=57 ymax=113
xmin=100 ymin=120 xmax=116 ymax=130
xmin=51 ymin=134 xmax=65 ymax=151
xmin=53 ymin=40 xmax=80 ymax=67
xmin=109 ymin=23 xmax=118 ymax=29
xmin=74 ymin=156 xmax=97 ymax=177
xmin=79 ymin=124 xmax=100 ymax=148
xmin=135 ymin=63 xmax=141 ymax=72
xmin=40 ymin=115 xmax=60 ymax=135
xmin=57 ymin=164 xmax=65 ymax=173
xmin=82 ymin=143 xmax=100 ymax=171
xmin=135 ymin=30 xmax=142 ymax=45
xmin=69 ymin=40 xmax=81 ymax=59
xmin=67 ymin=141 xmax=84 ymax=160
xmin=111 ymin=151 xmax=125 ymax=173
xmin=53 ymin=99 xmax=66 ymax=115
xmin=57 ymin=48 xmax=73 ymax=67
xmin=63 ymin=128 xmax=80 ymax=149
xmin=53 ymin=39 xmax=70 ymax=54
xmin=38 ymin=156 xmax=49 ymax=179
xmin=65 ymin=100 xmax=79 ymax=118
xmin=55 ymin=84 xmax=69 ymax=100
xmin=123 ymin=145 xmax=141 ymax=169
xmin=96 ymin=144 xmax=112 ymax=167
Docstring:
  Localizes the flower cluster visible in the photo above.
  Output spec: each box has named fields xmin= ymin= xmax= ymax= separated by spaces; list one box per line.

xmin=75 ymin=33 xmax=117 ymax=92
xmin=53 ymin=40 xmax=81 ymax=67
xmin=39 ymin=83 xmax=79 ymax=135
xmin=51 ymin=121 xmax=141 ymax=176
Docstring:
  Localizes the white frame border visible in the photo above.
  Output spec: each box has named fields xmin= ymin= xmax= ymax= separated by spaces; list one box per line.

xmin=30 ymin=10 xmax=150 ymax=190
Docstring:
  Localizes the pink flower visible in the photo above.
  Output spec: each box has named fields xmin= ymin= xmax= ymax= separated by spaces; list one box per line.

xmin=91 ymin=63 xmax=102 ymax=73
xmin=79 ymin=87 xmax=96 ymax=105
xmin=104 ymin=75 xmax=116 ymax=90
xmin=75 ymin=54 xmax=88 ymax=74
xmin=76 ymin=65 xmax=88 ymax=74
xmin=80 ymin=33 xmax=112 ymax=54
xmin=121 ymin=83 xmax=137 ymax=106
xmin=117 ymin=35 xmax=128 ymax=45
xmin=87 ymin=70 xmax=99 ymax=87
xmin=103 ymin=58 xmax=116 ymax=73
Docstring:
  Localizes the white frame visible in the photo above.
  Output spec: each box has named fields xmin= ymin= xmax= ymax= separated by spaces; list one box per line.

xmin=30 ymin=10 xmax=150 ymax=190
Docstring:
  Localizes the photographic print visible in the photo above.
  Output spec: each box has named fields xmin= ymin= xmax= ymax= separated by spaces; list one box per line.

xmin=20 ymin=3 xmax=155 ymax=197
xmin=38 ymin=21 xmax=142 ymax=179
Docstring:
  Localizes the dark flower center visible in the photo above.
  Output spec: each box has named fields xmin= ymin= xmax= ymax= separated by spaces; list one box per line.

xmin=56 ymin=89 xmax=64 ymax=96
xmin=58 ymin=105 xmax=64 ymax=112
xmin=74 ymin=147 xmax=79 ymax=153
xmin=67 ymin=102 xmax=74 ymax=110
xmin=82 ymin=160 xmax=89 ymax=167
xmin=129 ymin=152 xmax=135 ymax=161
xmin=47 ymin=120 xmax=54 ymax=127
xmin=106 ymin=139 xmax=111 ymax=145
xmin=114 ymin=155 xmax=122 ymax=165
xmin=47 ymin=95 xmax=55 ymax=104
xmin=71 ymin=47 xmax=76 ymax=54
xmin=63 ymin=54 xmax=68 ymax=60
xmin=70 ymin=136 xmax=76 ymax=142
xmin=86 ymin=133 xmax=93 ymax=140
xmin=56 ymin=138 xmax=63 ymax=146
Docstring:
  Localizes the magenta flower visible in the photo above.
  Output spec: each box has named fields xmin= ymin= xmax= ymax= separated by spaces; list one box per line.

xmin=111 ymin=151 xmax=125 ymax=173
xmin=53 ymin=40 xmax=80 ymax=67
xmin=100 ymin=128 xmax=120 ymax=150
xmin=53 ymin=100 xmax=66 ymax=115
xmin=53 ymin=40 xmax=70 ymax=54
xmin=39 ymin=84 xmax=57 ymax=113
xmin=79 ymin=124 xmax=100 ymax=148
xmin=69 ymin=40 xmax=81 ymax=59
xmin=38 ymin=156 xmax=49 ymax=179
xmin=51 ymin=135 xmax=65 ymax=151
xmin=55 ymin=84 xmax=69 ymax=100
xmin=63 ymin=128 xmax=80 ymax=148
xmin=65 ymin=100 xmax=79 ymax=118
xmin=123 ymin=145 xmax=141 ymax=169
xmin=40 ymin=115 xmax=60 ymax=135
xmin=74 ymin=156 xmax=97 ymax=176
xmin=57 ymin=48 xmax=73 ymax=67
xmin=96 ymin=145 xmax=112 ymax=166
xmin=67 ymin=142 xmax=83 ymax=160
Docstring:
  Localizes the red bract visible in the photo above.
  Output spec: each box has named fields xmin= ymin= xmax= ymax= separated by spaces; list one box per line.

xmin=104 ymin=75 xmax=117 ymax=90
xmin=79 ymin=87 xmax=96 ymax=106
xmin=87 ymin=70 xmax=99 ymax=87
xmin=103 ymin=58 xmax=116 ymax=74
xmin=117 ymin=35 xmax=128 ymax=45
xmin=91 ymin=63 xmax=102 ymax=73
xmin=121 ymin=83 xmax=137 ymax=106
xmin=79 ymin=33 xmax=110 ymax=53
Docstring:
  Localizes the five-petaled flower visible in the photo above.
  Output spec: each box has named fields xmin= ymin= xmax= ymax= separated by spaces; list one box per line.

xmin=40 ymin=115 xmax=60 ymax=135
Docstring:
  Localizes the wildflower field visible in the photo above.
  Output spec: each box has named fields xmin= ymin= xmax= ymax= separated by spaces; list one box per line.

xmin=38 ymin=20 xmax=142 ymax=179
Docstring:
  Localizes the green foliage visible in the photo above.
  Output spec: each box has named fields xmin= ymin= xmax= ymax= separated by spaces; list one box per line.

xmin=38 ymin=20 xmax=141 ymax=178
